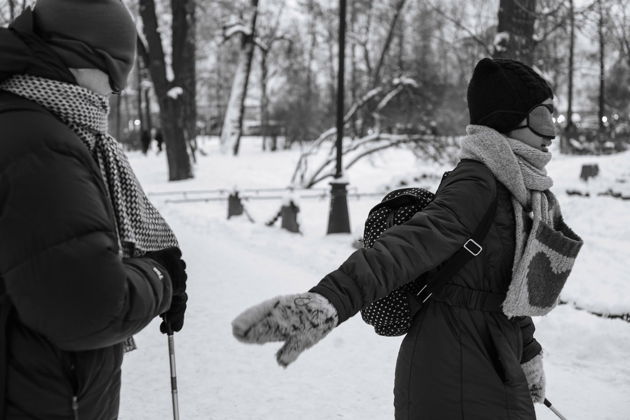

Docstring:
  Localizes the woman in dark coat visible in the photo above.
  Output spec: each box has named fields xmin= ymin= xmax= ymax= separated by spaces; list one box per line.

xmin=232 ymin=58 xmax=582 ymax=420
xmin=0 ymin=2 xmax=187 ymax=418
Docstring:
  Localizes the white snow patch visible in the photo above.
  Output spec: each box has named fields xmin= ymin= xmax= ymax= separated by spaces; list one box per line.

xmin=167 ymin=87 xmax=184 ymax=99
xmin=392 ymin=76 xmax=419 ymax=88
xmin=224 ymin=23 xmax=252 ymax=38
xmin=494 ymin=31 xmax=510 ymax=52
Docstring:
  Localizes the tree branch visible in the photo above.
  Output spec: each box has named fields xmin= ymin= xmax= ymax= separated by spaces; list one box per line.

xmin=427 ymin=2 xmax=493 ymax=55
xmin=370 ymin=0 xmax=408 ymax=87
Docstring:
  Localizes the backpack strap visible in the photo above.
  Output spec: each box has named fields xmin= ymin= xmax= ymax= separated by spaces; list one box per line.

xmin=414 ymin=176 xmax=498 ymax=306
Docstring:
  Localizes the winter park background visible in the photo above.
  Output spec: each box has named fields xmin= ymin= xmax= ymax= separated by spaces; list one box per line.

xmin=117 ymin=139 xmax=630 ymax=420
xmin=2 ymin=0 xmax=628 ymax=418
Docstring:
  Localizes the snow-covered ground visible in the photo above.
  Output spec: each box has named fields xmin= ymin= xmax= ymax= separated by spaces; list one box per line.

xmin=119 ymin=138 xmax=630 ymax=419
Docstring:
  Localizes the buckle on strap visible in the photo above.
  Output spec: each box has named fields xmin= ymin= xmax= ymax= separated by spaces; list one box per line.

xmin=463 ymin=239 xmax=482 ymax=256
xmin=416 ymin=284 xmax=433 ymax=303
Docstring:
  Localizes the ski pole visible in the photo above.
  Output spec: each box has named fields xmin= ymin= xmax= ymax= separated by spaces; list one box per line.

xmin=165 ymin=324 xmax=180 ymax=420
xmin=544 ymin=398 xmax=568 ymax=420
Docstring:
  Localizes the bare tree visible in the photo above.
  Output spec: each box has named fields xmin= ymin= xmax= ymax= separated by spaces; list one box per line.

xmin=597 ymin=0 xmax=606 ymax=132
xmin=220 ymin=0 xmax=260 ymax=156
xmin=172 ymin=0 xmax=197 ymax=162
xmin=563 ymin=0 xmax=576 ymax=153
xmin=255 ymin=2 xmax=289 ymax=151
xmin=138 ymin=0 xmax=193 ymax=181
xmin=369 ymin=0 xmax=407 ymax=88
xmin=609 ymin=0 xmax=630 ymax=67
xmin=354 ymin=0 xmax=408 ymax=135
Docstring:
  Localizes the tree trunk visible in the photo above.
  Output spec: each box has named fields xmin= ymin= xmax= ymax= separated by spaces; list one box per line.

xmin=327 ymin=26 xmax=337 ymax=113
xmin=494 ymin=0 xmax=537 ymax=65
xmin=215 ymin=47 xmax=225 ymax=136
xmin=397 ymin=15 xmax=404 ymax=73
xmin=563 ymin=0 xmax=575 ymax=154
xmin=350 ymin=0 xmax=358 ymax=138
xmin=136 ymin=56 xmax=145 ymax=151
xmin=172 ymin=0 xmax=197 ymax=163
xmin=143 ymin=85 xmax=153 ymax=140
xmin=305 ymin=0 xmax=316 ymax=142
xmin=598 ymin=0 xmax=606 ymax=132
xmin=260 ymin=50 xmax=269 ymax=151
xmin=220 ymin=0 xmax=260 ymax=156
xmin=139 ymin=0 xmax=193 ymax=181
xmin=8 ymin=0 xmax=15 ymax=21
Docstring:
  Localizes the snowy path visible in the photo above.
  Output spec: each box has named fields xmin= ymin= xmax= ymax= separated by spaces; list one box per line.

xmin=118 ymin=142 xmax=630 ymax=419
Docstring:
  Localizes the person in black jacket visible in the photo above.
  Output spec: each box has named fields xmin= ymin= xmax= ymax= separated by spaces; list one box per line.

xmin=232 ymin=58 xmax=582 ymax=420
xmin=0 ymin=1 xmax=187 ymax=419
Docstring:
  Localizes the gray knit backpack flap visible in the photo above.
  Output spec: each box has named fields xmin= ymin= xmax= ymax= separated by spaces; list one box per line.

xmin=360 ymin=187 xmax=436 ymax=336
xmin=503 ymin=216 xmax=583 ymax=317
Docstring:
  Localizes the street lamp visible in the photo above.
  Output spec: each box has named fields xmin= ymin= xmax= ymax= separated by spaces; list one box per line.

xmin=327 ymin=0 xmax=351 ymax=234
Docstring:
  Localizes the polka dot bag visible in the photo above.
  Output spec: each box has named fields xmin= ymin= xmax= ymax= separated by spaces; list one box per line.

xmin=359 ymin=187 xmax=436 ymax=336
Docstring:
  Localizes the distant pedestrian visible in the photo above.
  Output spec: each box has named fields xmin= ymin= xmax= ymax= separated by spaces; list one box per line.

xmin=141 ymin=128 xmax=151 ymax=154
xmin=0 ymin=1 xmax=187 ymax=419
xmin=155 ymin=128 xmax=164 ymax=153
xmin=232 ymin=58 xmax=583 ymax=419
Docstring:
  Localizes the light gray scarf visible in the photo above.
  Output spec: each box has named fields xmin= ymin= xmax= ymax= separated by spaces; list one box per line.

xmin=460 ymin=125 xmax=557 ymax=267
xmin=460 ymin=125 xmax=582 ymax=317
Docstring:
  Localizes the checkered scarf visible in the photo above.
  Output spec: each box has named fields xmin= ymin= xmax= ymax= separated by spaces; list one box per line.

xmin=1 ymin=75 xmax=179 ymax=351
xmin=1 ymin=75 xmax=179 ymax=257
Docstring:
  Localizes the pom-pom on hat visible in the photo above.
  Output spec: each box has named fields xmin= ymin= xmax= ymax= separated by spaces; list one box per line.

xmin=467 ymin=58 xmax=553 ymax=133
xmin=33 ymin=0 xmax=137 ymax=93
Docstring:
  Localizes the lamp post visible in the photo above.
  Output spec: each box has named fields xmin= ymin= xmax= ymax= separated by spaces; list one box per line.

xmin=327 ymin=0 xmax=351 ymax=234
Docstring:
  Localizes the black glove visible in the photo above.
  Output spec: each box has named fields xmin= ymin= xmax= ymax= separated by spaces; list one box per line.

xmin=144 ymin=247 xmax=188 ymax=334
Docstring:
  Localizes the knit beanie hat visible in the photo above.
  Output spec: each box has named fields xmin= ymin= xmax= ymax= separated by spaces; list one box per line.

xmin=467 ymin=58 xmax=553 ymax=133
xmin=33 ymin=0 xmax=137 ymax=93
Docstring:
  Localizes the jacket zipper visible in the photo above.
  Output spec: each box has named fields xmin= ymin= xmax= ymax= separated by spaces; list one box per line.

xmin=72 ymin=395 xmax=80 ymax=420
xmin=67 ymin=355 xmax=80 ymax=420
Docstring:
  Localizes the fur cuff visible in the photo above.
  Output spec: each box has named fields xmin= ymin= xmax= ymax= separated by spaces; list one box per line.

xmin=521 ymin=352 xmax=545 ymax=404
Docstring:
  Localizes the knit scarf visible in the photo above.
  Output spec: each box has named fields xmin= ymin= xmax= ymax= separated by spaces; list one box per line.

xmin=460 ymin=125 xmax=582 ymax=317
xmin=1 ymin=75 xmax=179 ymax=255
xmin=1 ymin=75 xmax=179 ymax=350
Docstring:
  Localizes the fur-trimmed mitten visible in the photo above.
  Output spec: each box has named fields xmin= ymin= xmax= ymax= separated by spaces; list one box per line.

xmin=232 ymin=292 xmax=338 ymax=367
xmin=521 ymin=352 xmax=546 ymax=403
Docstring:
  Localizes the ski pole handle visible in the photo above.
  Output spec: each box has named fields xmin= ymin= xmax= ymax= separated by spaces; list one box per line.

xmin=544 ymin=398 xmax=568 ymax=420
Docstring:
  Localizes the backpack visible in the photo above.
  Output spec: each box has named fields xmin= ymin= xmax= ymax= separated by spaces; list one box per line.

xmin=360 ymin=169 xmax=497 ymax=336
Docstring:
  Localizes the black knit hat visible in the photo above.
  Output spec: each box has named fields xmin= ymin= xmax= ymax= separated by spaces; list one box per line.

xmin=33 ymin=0 xmax=137 ymax=93
xmin=467 ymin=58 xmax=553 ymax=133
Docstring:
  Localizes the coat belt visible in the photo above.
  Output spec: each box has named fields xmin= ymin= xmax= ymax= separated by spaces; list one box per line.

xmin=431 ymin=284 xmax=505 ymax=312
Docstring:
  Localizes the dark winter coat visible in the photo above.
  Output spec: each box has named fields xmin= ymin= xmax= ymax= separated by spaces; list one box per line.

xmin=0 ymin=89 xmax=174 ymax=420
xmin=311 ymin=160 xmax=542 ymax=420
xmin=0 ymin=17 xmax=173 ymax=419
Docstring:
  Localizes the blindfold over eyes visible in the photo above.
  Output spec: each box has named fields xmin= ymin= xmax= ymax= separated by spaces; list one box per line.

xmin=515 ymin=104 xmax=557 ymax=139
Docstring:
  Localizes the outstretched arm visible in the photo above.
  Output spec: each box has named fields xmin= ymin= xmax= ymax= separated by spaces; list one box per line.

xmin=233 ymin=161 xmax=496 ymax=365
